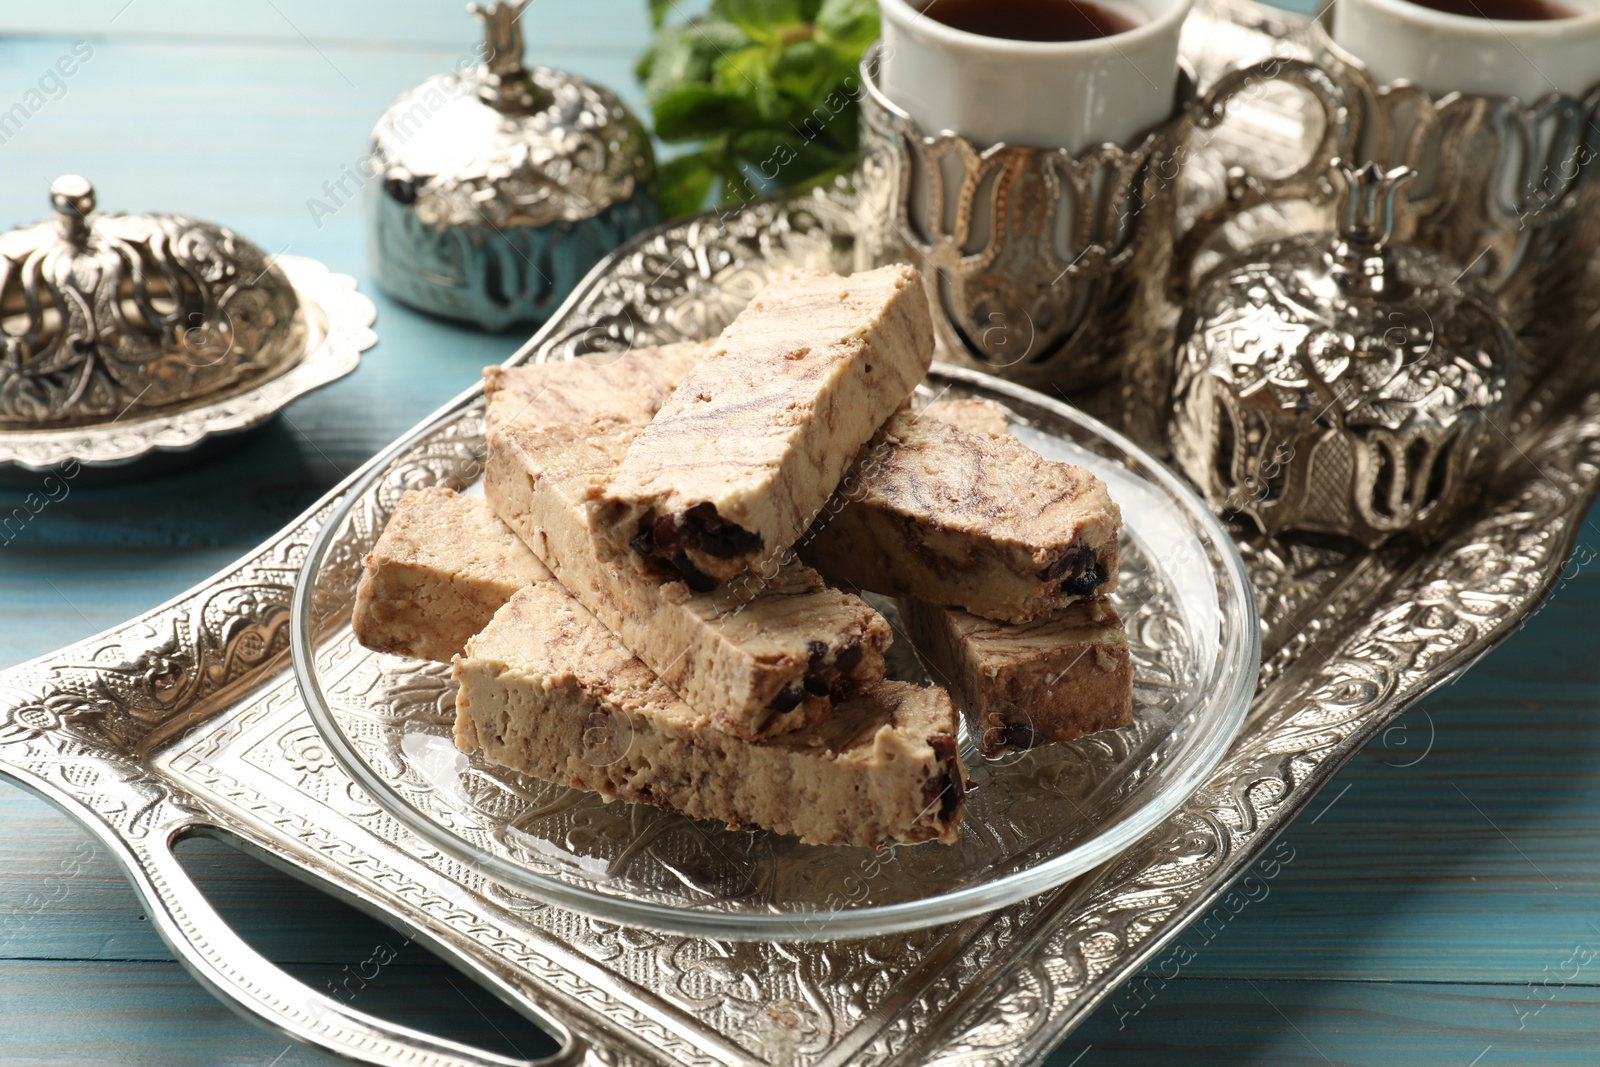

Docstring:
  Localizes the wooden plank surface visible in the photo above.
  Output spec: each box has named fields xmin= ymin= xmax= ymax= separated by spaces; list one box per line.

xmin=6 ymin=960 xmax=1595 ymax=1067
xmin=0 ymin=1 xmax=1594 ymax=1064
xmin=0 ymin=960 xmax=561 ymax=1066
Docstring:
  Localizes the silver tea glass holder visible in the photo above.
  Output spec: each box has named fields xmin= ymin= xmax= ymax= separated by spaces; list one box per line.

xmin=1311 ymin=13 xmax=1600 ymax=388
xmin=854 ymin=42 xmax=1348 ymax=406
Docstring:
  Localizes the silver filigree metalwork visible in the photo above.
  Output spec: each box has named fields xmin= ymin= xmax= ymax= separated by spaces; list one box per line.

xmin=368 ymin=0 xmax=658 ymax=330
xmin=854 ymin=43 xmax=1347 ymax=398
xmin=3 ymin=2 xmax=1600 ymax=1063
xmin=1171 ymin=160 xmax=1515 ymax=545
xmin=855 ymin=50 xmax=1197 ymax=393
xmin=0 ymin=175 xmax=307 ymax=427
xmin=1312 ymin=14 xmax=1600 ymax=383
xmin=0 ymin=255 xmax=376 ymax=470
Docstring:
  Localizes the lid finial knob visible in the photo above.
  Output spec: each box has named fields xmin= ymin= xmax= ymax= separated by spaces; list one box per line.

xmin=49 ymin=174 xmax=95 ymax=245
xmin=1330 ymin=159 xmax=1416 ymax=292
xmin=468 ymin=0 xmax=544 ymax=111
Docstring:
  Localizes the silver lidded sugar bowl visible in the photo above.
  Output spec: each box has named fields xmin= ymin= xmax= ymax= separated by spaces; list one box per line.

xmin=368 ymin=0 xmax=657 ymax=331
xmin=1170 ymin=161 xmax=1515 ymax=547
xmin=0 ymin=175 xmax=306 ymax=427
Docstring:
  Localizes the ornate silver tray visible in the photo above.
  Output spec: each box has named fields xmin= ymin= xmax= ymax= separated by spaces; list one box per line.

xmin=2 ymin=1 xmax=1598 ymax=1063
xmin=0 ymin=255 xmax=377 ymax=470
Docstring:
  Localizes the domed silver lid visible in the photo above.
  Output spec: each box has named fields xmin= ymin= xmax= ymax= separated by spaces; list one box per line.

xmin=0 ymin=175 xmax=305 ymax=427
xmin=1171 ymin=161 xmax=1517 ymax=545
xmin=371 ymin=0 xmax=654 ymax=232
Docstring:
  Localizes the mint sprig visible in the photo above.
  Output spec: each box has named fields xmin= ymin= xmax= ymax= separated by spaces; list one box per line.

xmin=637 ymin=0 xmax=880 ymax=218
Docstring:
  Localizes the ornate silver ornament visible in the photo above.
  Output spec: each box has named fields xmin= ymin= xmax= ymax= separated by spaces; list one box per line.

xmin=368 ymin=0 xmax=657 ymax=330
xmin=1171 ymin=160 xmax=1516 ymax=547
xmin=1312 ymin=15 xmax=1600 ymax=382
xmin=0 ymin=175 xmax=307 ymax=427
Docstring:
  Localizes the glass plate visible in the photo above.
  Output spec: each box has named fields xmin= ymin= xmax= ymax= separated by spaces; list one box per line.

xmin=291 ymin=364 xmax=1258 ymax=941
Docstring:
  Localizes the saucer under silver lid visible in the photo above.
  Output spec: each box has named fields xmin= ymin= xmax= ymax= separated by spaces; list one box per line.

xmin=0 ymin=253 xmax=376 ymax=471
xmin=367 ymin=0 xmax=657 ymax=330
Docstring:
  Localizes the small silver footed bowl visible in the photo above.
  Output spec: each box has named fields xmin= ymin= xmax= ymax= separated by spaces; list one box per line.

xmin=1170 ymin=161 xmax=1515 ymax=547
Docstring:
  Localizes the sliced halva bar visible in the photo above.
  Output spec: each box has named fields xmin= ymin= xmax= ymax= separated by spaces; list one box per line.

xmin=349 ymin=484 xmax=961 ymax=844
xmin=917 ymin=397 xmax=1009 ymax=437
xmin=900 ymin=596 xmax=1132 ymax=756
xmin=801 ymin=402 xmax=1121 ymax=624
xmin=454 ymin=584 xmax=965 ymax=847
xmin=587 ymin=265 xmax=935 ymax=586
xmin=488 ymin=419 xmax=890 ymax=740
xmin=352 ymin=487 xmax=549 ymax=663
xmin=483 ymin=340 xmax=703 ymax=433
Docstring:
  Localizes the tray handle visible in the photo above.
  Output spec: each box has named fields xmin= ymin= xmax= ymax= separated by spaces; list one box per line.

xmin=124 ymin=823 xmax=586 ymax=1067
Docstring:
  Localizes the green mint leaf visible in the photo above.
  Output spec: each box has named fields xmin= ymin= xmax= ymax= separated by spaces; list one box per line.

xmin=640 ymin=18 xmax=754 ymax=105
xmin=713 ymin=43 xmax=783 ymax=118
xmin=729 ymin=129 xmax=850 ymax=185
xmin=712 ymin=0 xmax=808 ymax=42
xmin=636 ymin=0 xmax=878 ymax=213
xmin=770 ymin=39 xmax=841 ymax=105
xmin=635 ymin=43 xmax=656 ymax=85
xmin=815 ymin=0 xmax=880 ymax=54
xmin=649 ymin=0 xmax=683 ymax=29
xmin=658 ymin=151 xmax=720 ymax=218
xmin=652 ymin=83 xmax=766 ymax=141
xmin=799 ymin=90 xmax=864 ymax=151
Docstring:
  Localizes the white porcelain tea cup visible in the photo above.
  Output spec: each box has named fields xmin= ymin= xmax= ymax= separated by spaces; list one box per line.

xmin=1331 ymin=0 xmax=1600 ymax=101
xmin=877 ymin=0 xmax=1194 ymax=151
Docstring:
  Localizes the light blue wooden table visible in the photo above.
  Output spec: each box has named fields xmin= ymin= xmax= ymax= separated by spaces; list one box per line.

xmin=3 ymin=3 xmax=1599 ymax=1065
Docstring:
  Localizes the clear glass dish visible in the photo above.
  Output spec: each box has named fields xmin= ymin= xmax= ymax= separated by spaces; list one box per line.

xmin=291 ymin=364 xmax=1259 ymax=941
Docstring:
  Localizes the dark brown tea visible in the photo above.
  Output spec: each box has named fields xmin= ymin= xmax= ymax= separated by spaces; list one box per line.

xmin=924 ymin=0 xmax=1143 ymax=41
xmin=1400 ymin=0 xmax=1580 ymax=19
